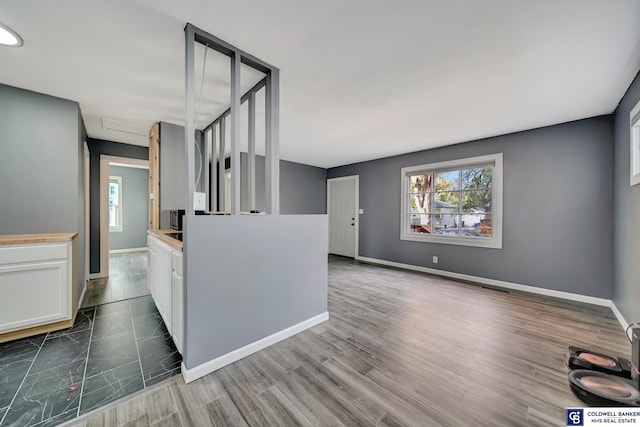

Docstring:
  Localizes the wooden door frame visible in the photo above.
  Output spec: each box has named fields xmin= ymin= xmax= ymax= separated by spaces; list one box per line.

xmin=149 ymin=123 xmax=160 ymax=230
xmin=99 ymin=155 xmax=149 ymax=278
xmin=82 ymin=142 xmax=90 ymax=303
xmin=326 ymin=175 xmax=359 ymax=258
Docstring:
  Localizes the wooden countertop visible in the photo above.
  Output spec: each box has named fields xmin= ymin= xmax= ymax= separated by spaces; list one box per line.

xmin=0 ymin=233 xmax=78 ymax=246
xmin=148 ymin=229 xmax=183 ymax=251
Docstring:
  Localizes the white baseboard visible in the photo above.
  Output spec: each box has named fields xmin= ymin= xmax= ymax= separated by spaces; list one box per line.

xmin=109 ymin=247 xmax=148 ymax=254
xmin=355 ymin=255 xmax=612 ymax=307
xmin=181 ymin=311 xmax=329 ymax=384
xmin=88 ymin=273 xmax=107 ymax=280
xmin=78 ymin=281 xmax=87 ymax=307
xmin=610 ymin=301 xmax=632 ymax=339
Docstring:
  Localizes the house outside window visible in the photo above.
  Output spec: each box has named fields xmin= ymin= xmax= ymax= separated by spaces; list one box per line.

xmin=401 ymin=153 xmax=503 ymax=248
xmin=109 ymin=176 xmax=122 ymax=232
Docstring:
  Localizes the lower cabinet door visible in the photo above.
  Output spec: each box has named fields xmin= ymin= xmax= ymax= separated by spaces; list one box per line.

xmin=0 ymin=243 xmax=71 ymax=333
xmin=159 ymin=245 xmax=172 ymax=334
xmin=147 ymin=247 xmax=155 ymax=295
xmin=171 ymin=271 xmax=183 ymax=354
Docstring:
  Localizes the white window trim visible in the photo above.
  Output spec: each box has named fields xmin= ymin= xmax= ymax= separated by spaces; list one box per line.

xmin=109 ymin=176 xmax=123 ymax=233
xmin=630 ymin=99 xmax=640 ymax=187
xmin=400 ymin=153 xmax=503 ymax=249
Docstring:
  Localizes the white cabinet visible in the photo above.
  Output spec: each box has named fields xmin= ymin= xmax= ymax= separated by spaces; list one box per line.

xmin=147 ymin=234 xmax=183 ymax=354
xmin=147 ymin=240 xmax=155 ymax=295
xmin=157 ymin=246 xmax=172 ymax=332
xmin=171 ymin=250 xmax=183 ymax=354
xmin=0 ymin=237 xmax=76 ymax=338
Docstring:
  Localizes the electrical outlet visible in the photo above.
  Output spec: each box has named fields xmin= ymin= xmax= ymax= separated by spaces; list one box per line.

xmin=193 ymin=192 xmax=206 ymax=211
xmin=432 ymin=256 xmax=438 ymax=264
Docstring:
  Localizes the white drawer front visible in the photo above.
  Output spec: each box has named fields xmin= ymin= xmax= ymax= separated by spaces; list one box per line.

xmin=0 ymin=243 xmax=68 ymax=265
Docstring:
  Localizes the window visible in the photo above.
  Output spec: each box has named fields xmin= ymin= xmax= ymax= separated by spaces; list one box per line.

xmin=401 ymin=153 xmax=503 ymax=248
xmin=630 ymin=99 xmax=640 ymax=187
xmin=109 ymin=176 xmax=122 ymax=232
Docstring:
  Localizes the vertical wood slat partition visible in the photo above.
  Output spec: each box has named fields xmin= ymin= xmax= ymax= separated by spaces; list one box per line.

xmin=184 ymin=24 xmax=196 ymax=216
xmin=185 ymin=23 xmax=280 ymax=216
xmin=148 ymin=122 xmax=160 ymax=229
xmin=210 ymin=123 xmax=217 ymax=211
xmin=218 ymin=118 xmax=226 ymax=211
xmin=265 ymin=69 xmax=280 ymax=215
xmin=204 ymin=128 xmax=211 ymax=210
xmin=230 ymin=53 xmax=241 ymax=215
xmin=248 ymin=92 xmax=256 ymax=210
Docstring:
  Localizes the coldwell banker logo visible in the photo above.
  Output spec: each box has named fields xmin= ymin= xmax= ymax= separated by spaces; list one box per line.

xmin=566 ymin=409 xmax=584 ymax=426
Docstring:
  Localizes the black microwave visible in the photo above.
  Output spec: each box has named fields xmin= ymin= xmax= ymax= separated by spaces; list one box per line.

xmin=169 ymin=210 xmax=185 ymax=230
xmin=170 ymin=209 xmax=206 ymax=230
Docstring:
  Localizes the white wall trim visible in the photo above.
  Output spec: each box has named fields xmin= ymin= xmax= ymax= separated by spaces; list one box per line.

xmin=78 ymin=280 xmax=87 ymax=308
xmin=109 ymin=247 xmax=148 ymax=254
xmin=101 ymin=155 xmax=149 ymax=169
xmin=181 ymin=311 xmax=329 ymax=384
xmin=84 ymin=141 xmax=90 ymax=286
xmin=355 ymin=255 xmax=612 ymax=307
xmin=610 ymin=301 xmax=632 ymax=338
xmin=630 ymin=98 xmax=640 ymax=186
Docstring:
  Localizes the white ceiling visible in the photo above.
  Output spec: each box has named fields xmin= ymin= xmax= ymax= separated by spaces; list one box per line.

xmin=1 ymin=0 xmax=639 ymax=168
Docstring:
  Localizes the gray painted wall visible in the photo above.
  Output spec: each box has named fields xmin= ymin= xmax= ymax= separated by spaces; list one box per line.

xmin=108 ymin=166 xmax=149 ymax=250
xmin=159 ymin=122 xmax=185 ymax=228
xmin=328 ymin=116 xmax=614 ymax=298
xmin=613 ymin=71 xmax=640 ymax=323
xmin=87 ymin=139 xmax=148 ymax=273
xmin=183 ymin=215 xmax=328 ymax=368
xmin=238 ymin=153 xmax=327 ymax=214
xmin=281 ymin=159 xmax=327 ymax=214
xmin=0 ymin=83 xmax=85 ymax=297
xmin=159 ymin=122 xmax=204 ymax=228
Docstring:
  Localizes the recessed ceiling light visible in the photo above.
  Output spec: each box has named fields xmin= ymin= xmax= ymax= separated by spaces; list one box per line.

xmin=0 ymin=23 xmax=23 ymax=47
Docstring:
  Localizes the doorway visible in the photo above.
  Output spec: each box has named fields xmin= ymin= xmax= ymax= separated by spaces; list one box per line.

xmin=327 ymin=176 xmax=359 ymax=258
xmin=98 ymin=155 xmax=149 ymax=277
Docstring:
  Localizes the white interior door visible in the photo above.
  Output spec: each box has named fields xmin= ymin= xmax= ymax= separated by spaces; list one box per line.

xmin=328 ymin=177 xmax=358 ymax=257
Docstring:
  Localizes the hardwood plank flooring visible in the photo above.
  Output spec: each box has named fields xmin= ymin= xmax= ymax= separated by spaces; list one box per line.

xmin=82 ymin=252 xmax=150 ymax=308
xmin=65 ymin=256 xmax=630 ymax=426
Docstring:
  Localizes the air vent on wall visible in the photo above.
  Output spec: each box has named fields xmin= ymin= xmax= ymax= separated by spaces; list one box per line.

xmin=101 ymin=118 xmax=149 ymax=137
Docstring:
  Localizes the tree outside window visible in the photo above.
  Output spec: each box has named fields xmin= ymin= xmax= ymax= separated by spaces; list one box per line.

xmin=401 ymin=153 xmax=503 ymax=248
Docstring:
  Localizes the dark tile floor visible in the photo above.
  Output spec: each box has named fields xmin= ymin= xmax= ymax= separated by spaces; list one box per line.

xmin=81 ymin=252 xmax=150 ymax=308
xmin=0 ymin=296 xmax=181 ymax=427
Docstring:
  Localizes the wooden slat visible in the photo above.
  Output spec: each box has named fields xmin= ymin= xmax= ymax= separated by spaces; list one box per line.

xmin=149 ymin=123 xmax=160 ymax=230
xmin=0 ymin=232 xmax=77 ymax=245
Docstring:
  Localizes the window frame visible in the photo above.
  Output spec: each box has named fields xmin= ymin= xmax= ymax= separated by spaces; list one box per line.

xmin=109 ymin=175 xmax=123 ymax=232
xmin=400 ymin=153 xmax=503 ymax=249
xmin=630 ymin=99 xmax=640 ymax=187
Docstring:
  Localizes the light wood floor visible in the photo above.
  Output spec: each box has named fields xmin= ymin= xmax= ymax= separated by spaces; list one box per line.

xmin=82 ymin=252 xmax=150 ymax=308
xmin=66 ymin=256 xmax=629 ymax=427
